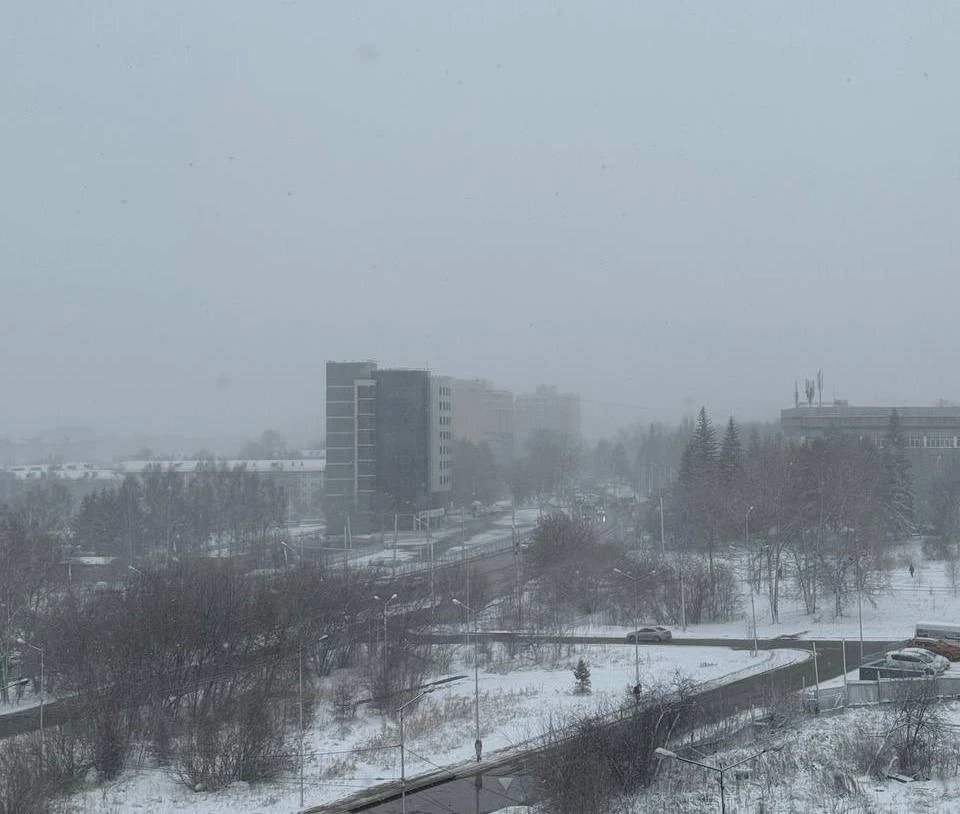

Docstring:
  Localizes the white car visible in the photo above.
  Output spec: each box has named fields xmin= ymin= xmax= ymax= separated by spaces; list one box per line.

xmin=884 ymin=647 xmax=950 ymax=674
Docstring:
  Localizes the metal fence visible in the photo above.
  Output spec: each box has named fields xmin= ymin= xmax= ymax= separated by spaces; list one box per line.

xmin=805 ymin=674 xmax=960 ymax=710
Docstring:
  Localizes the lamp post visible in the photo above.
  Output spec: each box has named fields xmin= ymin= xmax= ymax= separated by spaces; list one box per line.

xmin=373 ymin=594 xmax=398 ymax=672
xmin=614 ymin=568 xmax=642 ymax=687
xmin=452 ymin=598 xmax=482 ymax=761
xmin=659 ymin=492 xmax=666 ymax=556
xmin=745 ymin=506 xmax=757 ymax=657
xmin=398 ymin=688 xmax=436 ymax=814
xmin=654 ymin=745 xmax=777 ymax=814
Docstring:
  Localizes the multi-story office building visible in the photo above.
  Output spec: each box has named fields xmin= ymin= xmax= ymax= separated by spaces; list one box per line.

xmin=324 ymin=361 xmax=453 ymax=532
xmin=430 ymin=376 xmax=454 ymax=493
xmin=325 ymin=361 xmax=378 ymax=533
xmin=451 ymin=378 xmax=514 ymax=465
xmin=781 ymin=404 xmax=960 ymax=450
xmin=373 ymin=367 xmax=431 ymax=512
xmin=781 ymin=402 xmax=960 ymax=489
xmin=514 ymin=384 xmax=581 ymax=450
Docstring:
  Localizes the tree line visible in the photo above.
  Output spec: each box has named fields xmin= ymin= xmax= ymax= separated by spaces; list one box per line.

xmin=661 ymin=406 xmax=915 ymax=622
xmin=73 ymin=463 xmax=287 ymax=563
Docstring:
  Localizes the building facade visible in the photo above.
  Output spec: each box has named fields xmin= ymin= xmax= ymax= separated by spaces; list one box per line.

xmin=781 ymin=404 xmax=960 ymax=451
xmin=373 ymin=368 xmax=431 ymax=511
xmin=325 ymin=361 xmax=377 ymax=533
xmin=451 ymin=378 xmax=514 ymax=465
xmin=325 ymin=361 xmax=454 ymax=533
xmin=781 ymin=403 xmax=960 ymax=492
xmin=430 ymin=376 xmax=454 ymax=494
xmin=514 ymin=385 xmax=581 ymax=450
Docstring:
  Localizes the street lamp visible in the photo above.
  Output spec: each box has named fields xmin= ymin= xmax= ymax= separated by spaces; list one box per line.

xmin=654 ymin=745 xmax=778 ymax=814
xmin=745 ymin=506 xmax=757 ymax=657
xmin=614 ymin=568 xmax=642 ymax=687
xmin=373 ymin=594 xmax=398 ymax=671
xmin=298 ymin=632 xmax=329 ymax=808
xmin=398 ymin=687 xmax=437 ymax=814
xmin=452 ymin=598 xmax=482 ymax=761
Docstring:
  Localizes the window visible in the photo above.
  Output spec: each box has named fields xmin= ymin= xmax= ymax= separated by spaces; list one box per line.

xmin=926 ymin=435 xmax=955 ymax=449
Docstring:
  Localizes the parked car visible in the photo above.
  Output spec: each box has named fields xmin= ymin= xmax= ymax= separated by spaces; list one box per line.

xmin=906 ymin=637 xmax=960 ymax=662
xmin=883 ymin=647 xmax=949 ymax=674
xmin=626 ymin=626 xmax=672 ymax=643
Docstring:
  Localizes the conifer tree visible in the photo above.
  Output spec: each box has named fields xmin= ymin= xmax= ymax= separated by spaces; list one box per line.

xmin=882 ymin=409 xmax=915 ymax=539
xmin=572 ymin=657 xmax=591 ymax=694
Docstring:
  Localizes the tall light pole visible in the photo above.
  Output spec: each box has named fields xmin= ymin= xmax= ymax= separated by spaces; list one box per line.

xmin=452 ymin=598 xmax=482 ymax=761
xmin=614 ymin=568 xmax=642 ymax=687
xmin=398 ymin=688 xmax=436 ymax=814
xmin=746 ymin=506 xmax=757 ymax=657
xmin=655 ymin=745 xmax=778 ymax=814
xmin=659 ymin=492 xmax=666 ymax=556
xmin=373 ymin=594 xmax=398 ymax=673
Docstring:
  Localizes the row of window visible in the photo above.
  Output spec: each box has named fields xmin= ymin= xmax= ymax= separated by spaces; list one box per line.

xmin=438 ymin=385 xmax=452 ymax=397
xmin=439 ymin=430 xmax=452 ymax=441
xmin=439 ymin=415 xmax=451 ymax=425
xmin=437 ymin=400 xmax=452 ymax=411
xmin=439 ymin=474 xmax=451 ymax=486
xmin=907 ymin=435 xmax=959 ymax=449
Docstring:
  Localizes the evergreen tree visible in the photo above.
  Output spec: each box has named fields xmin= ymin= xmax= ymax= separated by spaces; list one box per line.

xmin=881 ymin=409 xmax=915 ymax=539
xmin=718 ymin=417 xmax=745 ymax=540
xmin=677 ymin=407 xmax=720 ymax=543
xmin=676 ymin=407 xmax=722 ymax=616
xmin=572 ymin=657 xmax=591 ymax=694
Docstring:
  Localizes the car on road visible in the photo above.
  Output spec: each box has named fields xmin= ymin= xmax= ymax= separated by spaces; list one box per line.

xmin=626 ymin=626 xmax=672 ymax=643
xmin=883 ymin=647 xmax=949 ymax=674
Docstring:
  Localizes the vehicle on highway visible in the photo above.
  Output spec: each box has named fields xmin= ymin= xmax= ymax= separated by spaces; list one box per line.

xmin=626 ymin=626 xmax=672 ymax=643
xmin=883 ymin=647 xmax=949 ymax=674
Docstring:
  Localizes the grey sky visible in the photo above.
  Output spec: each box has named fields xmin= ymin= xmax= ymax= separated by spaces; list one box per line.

xmin=2 ymin=2 xmax=958 ymax=442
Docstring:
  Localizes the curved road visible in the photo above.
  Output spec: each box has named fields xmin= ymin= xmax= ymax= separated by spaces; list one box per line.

xmin=306 ymin=635 xmax=902 ymax=813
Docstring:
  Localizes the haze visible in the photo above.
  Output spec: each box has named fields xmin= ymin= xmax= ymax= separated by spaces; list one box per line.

xmin=3 ymin=2 xmax=958 ymax=443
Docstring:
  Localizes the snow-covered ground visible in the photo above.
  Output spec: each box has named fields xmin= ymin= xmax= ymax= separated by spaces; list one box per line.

xmin=57 ymin=644 xmax=803 ymax=813
xmin=15 ymin=537 xmax=960 ymax=813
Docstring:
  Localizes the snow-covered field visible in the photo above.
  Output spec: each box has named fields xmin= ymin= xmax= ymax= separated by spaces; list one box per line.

xmin=16 ymin=538 xmax=960 ymax=813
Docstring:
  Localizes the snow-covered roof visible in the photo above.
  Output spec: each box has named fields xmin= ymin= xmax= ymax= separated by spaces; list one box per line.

xmin=4 ymin=462 xmax=122 ymax=481
xmin=116 ymin=459 xmax=325 ymax=474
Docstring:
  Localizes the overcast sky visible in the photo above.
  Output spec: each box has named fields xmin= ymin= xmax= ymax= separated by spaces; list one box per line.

xmin=2 ymin=2 xmax=959 ymax=443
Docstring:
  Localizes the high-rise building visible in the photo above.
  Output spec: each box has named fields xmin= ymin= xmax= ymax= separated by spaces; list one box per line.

xmin=514 ymin=385 xmax=581 ymax=450
xmin=324 ymin=361 xmax=378 ymax=534
xmin=451 ymin=378 xmax=514 ymax=465
xmin=324 ymin=361 xmax=453 ymax=533
xmin=430 ymin=376 xmax=454 ymax=494
xmin=373 ymin=367 xmax=431 ymax=512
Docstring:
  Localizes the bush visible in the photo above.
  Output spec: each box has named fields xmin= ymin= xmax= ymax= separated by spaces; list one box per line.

xmin=0 ymin=731 xmax=86 ymax=814
xmin=177 ymin=688 xmax=293 ymax=792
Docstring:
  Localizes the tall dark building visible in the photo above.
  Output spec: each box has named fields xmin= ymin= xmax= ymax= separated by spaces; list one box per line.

xmin=324 ymin=361 xmax=453 ymax=534
xmin=374 ymin=368 xmax=431 ymax=512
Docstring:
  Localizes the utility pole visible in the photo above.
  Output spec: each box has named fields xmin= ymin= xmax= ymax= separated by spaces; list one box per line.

xmin=453 ymin=599 xmax=482 ymax=762
xmin=659 ymin=491 xmax=666 ymax=556
xmin=746 ymin=505 xmax=757 ymax=657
